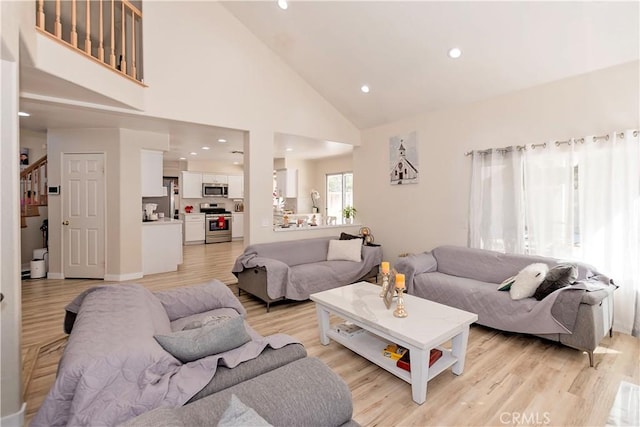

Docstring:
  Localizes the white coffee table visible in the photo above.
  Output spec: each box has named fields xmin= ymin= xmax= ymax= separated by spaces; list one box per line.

xmin=310 ymin=281 xmax=478 ymax=404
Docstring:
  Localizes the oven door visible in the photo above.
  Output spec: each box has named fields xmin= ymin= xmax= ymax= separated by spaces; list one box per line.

xmin=205 ymin=215 xmax=232 ymax=243
xmin=208 ymin=215 xmax=230 ymax=232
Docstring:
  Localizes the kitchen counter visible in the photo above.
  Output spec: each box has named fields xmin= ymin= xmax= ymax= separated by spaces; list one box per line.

xmin=142 ymin=218 xmax=183 ymax=226
xmin=274 ymin=223 xmax=362 ymax=232
xmin=142 ymin=220 xmax=183 ymax=275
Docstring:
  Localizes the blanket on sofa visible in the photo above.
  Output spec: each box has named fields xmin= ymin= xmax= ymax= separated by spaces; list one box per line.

xmin=231 ymin=239 xmax=382 ymax=300
xmin=32 ymin=283 xmax=299 ymax=427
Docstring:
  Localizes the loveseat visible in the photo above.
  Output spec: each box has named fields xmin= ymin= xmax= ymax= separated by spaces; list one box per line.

xmin=232 ymin=236 xmax=382 ymax=311
xmin=33 ymin=280 xmax=357 ymax=426
xmin=395 ymin=246 xmax=616 ymax=366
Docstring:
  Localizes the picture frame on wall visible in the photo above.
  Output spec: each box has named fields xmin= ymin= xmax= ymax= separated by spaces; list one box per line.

xmin=389 ymin=131 xmax=419 ymax=185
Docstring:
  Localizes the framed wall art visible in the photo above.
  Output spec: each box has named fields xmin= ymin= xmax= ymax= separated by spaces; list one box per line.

xmin=389 ymin=131 xmax=419 ymax=185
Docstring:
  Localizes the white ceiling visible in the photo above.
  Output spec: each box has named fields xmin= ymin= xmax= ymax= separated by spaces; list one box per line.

xmin=19 ymin=1 xmax=639 ymax=161
xmin=222 ymin=1 xmax=640 ymax=129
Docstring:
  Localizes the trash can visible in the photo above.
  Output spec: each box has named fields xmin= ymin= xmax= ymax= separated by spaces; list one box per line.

xmin=30 ymin=259 xmax=46 ymax=279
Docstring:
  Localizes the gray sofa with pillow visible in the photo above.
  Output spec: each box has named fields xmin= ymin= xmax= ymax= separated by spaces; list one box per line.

xmin=34 ymin=280 xmax=357 ymax=427
xmin=232 ymin=236 xmax=382 ymax=311
xmin=395 ymin=246 xmax=616 ymax=366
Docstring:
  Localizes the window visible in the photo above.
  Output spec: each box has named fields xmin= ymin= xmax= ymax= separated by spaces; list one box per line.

xmin=326 ymin=172 xmax=353 ymax=224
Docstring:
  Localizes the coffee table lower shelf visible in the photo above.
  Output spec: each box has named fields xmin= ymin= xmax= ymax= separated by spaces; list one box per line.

xmin=327 ymin=328 xmax=456 ymax=384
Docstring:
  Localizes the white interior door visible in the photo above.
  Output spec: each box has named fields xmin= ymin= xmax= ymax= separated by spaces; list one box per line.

xmin=62 ymin=153 xmax=105 ymax=278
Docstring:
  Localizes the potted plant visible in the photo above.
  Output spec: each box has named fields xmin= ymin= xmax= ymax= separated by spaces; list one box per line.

xmin=342 ymin=205 xmax=357 ymax=224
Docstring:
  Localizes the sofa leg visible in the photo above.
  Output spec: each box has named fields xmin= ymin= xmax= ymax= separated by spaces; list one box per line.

xmin=587 ymin=350 xmax=594 ymax=367
xmin=266 ymin=302 xmax=270 ymax=313
xmin=609 ymin=327 xmax=613 ymax=338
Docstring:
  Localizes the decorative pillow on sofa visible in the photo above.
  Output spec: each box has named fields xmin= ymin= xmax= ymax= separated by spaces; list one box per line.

xmin=181 ymin=314 xmax=232 ymax=331
xmin=218 ymin=394 xmax=272 ymax=427
xmin=154 ymin=315 xmax=251 ymax=363
xmin=327 ymin=239 xmax=362 ymax=262
xmin=533 ymin=263 xmax=578 ymax=301
xmin=339 ymin=232 xmax=364 ymax=243
xmin=509 ymin=263 xmax=549 ymax=300
xmin=497 ymin=276 xmax=516 ymax=291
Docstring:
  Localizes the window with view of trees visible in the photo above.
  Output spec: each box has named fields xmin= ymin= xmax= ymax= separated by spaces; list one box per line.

xmin=326 ymin=172 xmax=353 ymax=224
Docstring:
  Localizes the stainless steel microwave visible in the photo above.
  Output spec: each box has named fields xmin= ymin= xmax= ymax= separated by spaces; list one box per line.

xmin=202 ymin=183 xmax=228 ymax=198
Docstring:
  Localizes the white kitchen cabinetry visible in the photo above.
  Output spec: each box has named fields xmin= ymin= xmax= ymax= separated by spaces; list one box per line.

xmin=276 ymin=168 xmax=298 ymax=198
xmin=202 ymin=174 xmax=228 ymax=184
xmin=232 ymin=212 xmax=244 ymax=239
xmin=141 ymin=150 xmax=164 ymax=197
xmin=228 ymin=175 xmax=244 ymax=199
xmin=142 ymin=220 xmax=183 ymax=274
xmin=181 ymin=171 xmax=203 ymax=199
xmin=182 ymin=213 xmax=205 ymax=244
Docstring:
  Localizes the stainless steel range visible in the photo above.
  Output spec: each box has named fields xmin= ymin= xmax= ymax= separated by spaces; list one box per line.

xmin=200 ymin=204 xmax=232 ymax=243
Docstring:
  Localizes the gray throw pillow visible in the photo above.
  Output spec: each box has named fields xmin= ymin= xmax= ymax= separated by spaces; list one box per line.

xmin=533 ymin=263 xmax=578 ymax=301
xmin=218 ymin=395 xmax=272 ymax=427
xmin=154 ymin=316 xmax=251 ymax=363
xmin=182 ymin=314 xmax=232 ymax=331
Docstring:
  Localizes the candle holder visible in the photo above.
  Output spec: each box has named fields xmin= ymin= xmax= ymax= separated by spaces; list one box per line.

xmin=379 ymin=272 xmax=390 ymax=298
xmin=393 ymin=286 xmax=408 ymax=318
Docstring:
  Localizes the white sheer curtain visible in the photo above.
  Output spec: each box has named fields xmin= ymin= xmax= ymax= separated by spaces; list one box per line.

xmin=523 ymin=141 xmax=577 ymax=259
xmin=469 ymin=148 xmax=525 ymax=253
xmin=576 ymin=131 xmax=639 ymax=335
xmin=469 ymin=130 xmax=640 ymax=335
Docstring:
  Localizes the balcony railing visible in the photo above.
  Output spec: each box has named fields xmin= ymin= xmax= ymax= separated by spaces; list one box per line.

xmin=36 ymin=0 xmax=144 ymax=84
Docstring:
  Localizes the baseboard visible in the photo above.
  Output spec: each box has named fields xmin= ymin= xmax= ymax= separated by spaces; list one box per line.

xmin=1 ymin=402 xmax=26 ymax=427
xmin=47 ymin=272 xmax=64 ymax=279
xmin=104 ymin=272 xmax=143 ymax=282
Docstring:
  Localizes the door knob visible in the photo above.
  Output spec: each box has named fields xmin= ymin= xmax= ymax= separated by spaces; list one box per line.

xmin=62 ymin=220 xmax=69 ymax=225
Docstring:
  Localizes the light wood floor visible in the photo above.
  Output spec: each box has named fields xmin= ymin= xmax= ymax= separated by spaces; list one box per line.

xmin=21 ymin=242 xmax=640 ymax=426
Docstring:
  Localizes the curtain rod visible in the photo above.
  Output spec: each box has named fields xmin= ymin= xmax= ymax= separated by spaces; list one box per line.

xmin=464 ymin=130 xmax=638 ymax=156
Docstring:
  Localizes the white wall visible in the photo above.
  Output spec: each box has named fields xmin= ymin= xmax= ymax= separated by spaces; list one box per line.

xmin=141 ymin=1 xmax=360 ymax=244
xmin=357 ymin=61 xmax=640 ymax=264
xmin=47 ymin=128 xmax=169 ymax=279
xmin=1 ymin=1 xmax=25 ymax=420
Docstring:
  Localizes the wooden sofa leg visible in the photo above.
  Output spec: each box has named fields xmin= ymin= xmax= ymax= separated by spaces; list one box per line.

xmin=266 ymin=302 xmax=270 ymax=313
xmin=587 ymin=350 xmax=594 ymax=367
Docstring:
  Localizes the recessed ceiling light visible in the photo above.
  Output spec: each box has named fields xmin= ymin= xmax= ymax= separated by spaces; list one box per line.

xmin=218 ymin=138 xmax=227 ymax=143
xmin=190 ymin=152 xmax=197 ymax=155
xmin=448 ymin=47 xmax=462 ymax=59
xmin=179 ymin=157 xmax=186 ymax=160
xmin=277 ymin=0 xmax=288 ymax=10
xmin=201 ymin=146 xmax=210 ymax=150
xmin=18 ymin=111 xmax=30 ymax=117
xmin=285 ymin=148 xmax=293 ymax=152
xmin=360 ymin=85 xmax=370 ymax=93
xmin=233 ymin=161 xmax=240 ymax=165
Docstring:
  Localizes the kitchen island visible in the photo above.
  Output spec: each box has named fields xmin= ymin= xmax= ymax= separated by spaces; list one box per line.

xmin=142 ymin=218 xmax=183 ymax=275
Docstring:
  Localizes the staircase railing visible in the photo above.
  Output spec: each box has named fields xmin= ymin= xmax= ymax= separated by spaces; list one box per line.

xmin=35 ymin=0 xmax=144 ymax=84
xmin=20 ymin=155 xmax=48 ymax=219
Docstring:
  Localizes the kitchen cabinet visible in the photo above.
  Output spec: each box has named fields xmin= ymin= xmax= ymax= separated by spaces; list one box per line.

xmin=141 ymin=150 xmax=164 ymax=197
xmin=275 ymin=168 xmax=298 ymax=198
xmin=232 ymin=212 xmax=244 ymax=239
xmin=202 ymin=174 xmax=228 ymax=184
xmin=181 ymin=213 xmax=205 ymax=244
xmin=142 ymin=220 xmax=183 ymax=274
xmin=228 ymin=175 xmax=244 ymax=199
xmin=181 ymin=171 xmax=203 ymax=199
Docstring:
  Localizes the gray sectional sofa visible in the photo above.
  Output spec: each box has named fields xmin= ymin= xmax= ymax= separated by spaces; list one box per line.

xmin=33 ymin=280 xmax=357 ymax=426
xmin=395 ymin=246 xmax=616 ymax=366
xmin=232 ymin=236 xmax=382 ymax=311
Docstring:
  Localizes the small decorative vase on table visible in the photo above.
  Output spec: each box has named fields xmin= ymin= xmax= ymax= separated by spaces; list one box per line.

xmin=393 ymin=273 xmax=408 ymax=318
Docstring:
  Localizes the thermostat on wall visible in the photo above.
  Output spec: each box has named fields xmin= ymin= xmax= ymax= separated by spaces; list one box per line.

xmin=48 ymin=186 xmax=60 ymax=195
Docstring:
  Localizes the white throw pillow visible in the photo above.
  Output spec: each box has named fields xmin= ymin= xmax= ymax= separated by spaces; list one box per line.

xmin=509 ymin=263 xmax=549 ymax=300
xmin=327 ymin=239 xmax=362 ymax=262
